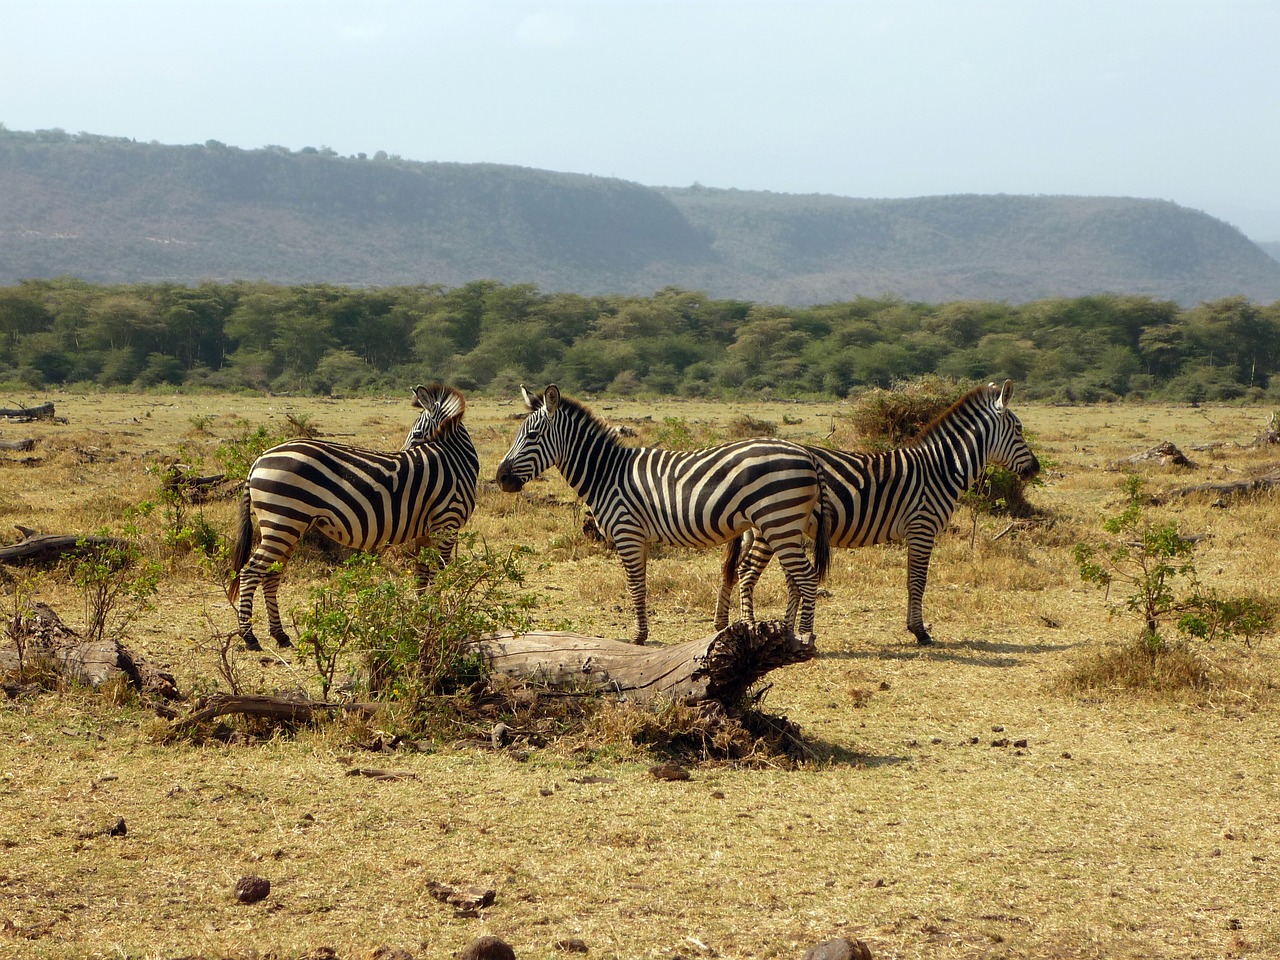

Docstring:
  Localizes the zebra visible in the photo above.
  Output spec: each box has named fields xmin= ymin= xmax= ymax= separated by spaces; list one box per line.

xmin=495 ymin=384 xmax=831 ymax=645
xmin=715 ymin=380 xmax=1040 ymax=645
xmin=227 ymin=383 xmax=479 ymax=650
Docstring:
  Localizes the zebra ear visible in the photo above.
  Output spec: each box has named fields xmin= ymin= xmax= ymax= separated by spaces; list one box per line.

xmin=544 ymin=384 xmax=562 ymax=415
xmin=995 ymin=379 xmax=1014 ymax=410
xmin=520 ymin=384 xmax=540 ymax=411
xmin=412 ymin=384 xmax=436 ymax=411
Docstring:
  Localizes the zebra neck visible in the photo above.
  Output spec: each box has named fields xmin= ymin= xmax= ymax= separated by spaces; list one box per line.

xmin=917 ymin=419 xmax=989 ymax=491
xmin=555 ymin=420 xmax=630 ymax=507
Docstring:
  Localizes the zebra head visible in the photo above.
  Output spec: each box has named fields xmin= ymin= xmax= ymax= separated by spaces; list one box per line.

xmin=403 ymin=383 xmax=466 ymax=448
xmin=495 ymin=384 xmax=566 ymax=492
xmin=986 ymin=380 xmax=1040 ymax=480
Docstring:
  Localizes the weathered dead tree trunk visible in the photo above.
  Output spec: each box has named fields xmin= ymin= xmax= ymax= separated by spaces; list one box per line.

xmin=1108 ymin=440 xmax=1194 ymax=470
xmin=0 ymin=401 xmax=57 ymax=421
xmin=0 ymin=526 xmax=130 ymax=565
xmin=470 ymin=620 xmax=815 ymax=704
xmin=1160 ymin=467 xmax=1280 ymax=503
xmin=0 ymin=438 xmax=35 ymax=452
xmin=1 ymin=602 xmax=179 ymax=700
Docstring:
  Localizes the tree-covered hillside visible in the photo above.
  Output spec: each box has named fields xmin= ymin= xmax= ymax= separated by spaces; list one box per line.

xmin=3 ymin=127 xmax=1280 ymax=306
xmin=3 ymin=278 xmax=1279 ymax=404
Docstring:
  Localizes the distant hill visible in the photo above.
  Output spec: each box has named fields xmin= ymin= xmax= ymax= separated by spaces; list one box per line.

xmin=3 ymin=127 xmax=1279 ymax=305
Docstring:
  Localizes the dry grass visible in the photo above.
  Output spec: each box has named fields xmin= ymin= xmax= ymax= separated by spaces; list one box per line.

xmin=2 ymin=390 xmax=1280 ymax=959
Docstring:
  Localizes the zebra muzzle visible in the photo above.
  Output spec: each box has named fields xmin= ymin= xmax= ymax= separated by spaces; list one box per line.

xmin=495 ymin=463 xmax=526 ymax=493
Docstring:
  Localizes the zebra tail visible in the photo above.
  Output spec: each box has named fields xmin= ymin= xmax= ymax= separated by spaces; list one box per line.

xmin=226 ymin=483 xmax=254 ymax=604
xmin=721 ymin=534 xmax=743 ymax=591
xmin=813 ymin=466 xmax=832 ymax=584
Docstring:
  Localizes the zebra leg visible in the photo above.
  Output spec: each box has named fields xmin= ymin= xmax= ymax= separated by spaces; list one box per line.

xmin=768 ymin=538 xmax=818 ymax=637
xmin=262 ymin=565 xmax=293 ymax=648
xmin=413 ymin=533 xmax=455 ymax=588
xmin=234 ymin=563 xmax=264 ymax=651
xmin=905 ymin=532 xmax=936 ymax=645
xmin=614 ymin=534 xmax=650 ymax=645
xmin=737 ymin=535 xmax=774 ymax=626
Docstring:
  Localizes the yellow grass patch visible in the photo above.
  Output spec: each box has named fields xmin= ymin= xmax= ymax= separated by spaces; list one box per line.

xmin=2 ymin=392 xmax=1280 ymax=958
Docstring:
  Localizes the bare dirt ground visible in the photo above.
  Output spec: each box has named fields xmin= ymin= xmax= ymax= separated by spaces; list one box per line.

xmin=1 ymin=388 xmax=1278 ymax=960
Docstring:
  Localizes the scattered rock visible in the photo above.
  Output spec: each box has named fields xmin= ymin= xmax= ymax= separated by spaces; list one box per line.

xmin=428 ymin=880 xmax=496 ymax=914
xmin=234 ymin=875 xmax=271 ymax=904
xmin=554 ymin=938 xmax=589 ymax=952
xmin=649 ymin=763 xmax=691 ymax=782
xmin=802 ymin=937 xmax=873 ymax=960
xmin=458 ymin=936 xmax=516 ymax=960
xmin=77 ymin=816 xmax=126 ymax=839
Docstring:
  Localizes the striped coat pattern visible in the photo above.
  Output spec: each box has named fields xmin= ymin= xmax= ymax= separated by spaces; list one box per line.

xmin=716 ymin=380 xmax=1040 ymax=645
xmin=495 ymin=384 xmax=830 ymax=644
xmin=228 ymin=384 xmax=479 ymax=650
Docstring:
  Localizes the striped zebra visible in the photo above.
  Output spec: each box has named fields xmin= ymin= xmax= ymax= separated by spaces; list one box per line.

xmin=495 ymin=385 xmax=831 ymax=645
xmin=228 ymin=384 xmax=479 ymax=650
xmin=716 ymin=380 xmax=1040 ymax=645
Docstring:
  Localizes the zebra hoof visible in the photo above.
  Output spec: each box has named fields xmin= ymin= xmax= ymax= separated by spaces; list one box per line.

xmin=271 ymin=631 xmax=294 ymax=649
xmin=914 ymin=633 xmax=934 ymax=646
xmin=242 ymin=632 xmax=263 ymax=652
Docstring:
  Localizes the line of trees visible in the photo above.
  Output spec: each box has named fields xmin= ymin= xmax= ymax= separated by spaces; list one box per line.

xmin=2 ymin=277 xmax=1279 ymax=402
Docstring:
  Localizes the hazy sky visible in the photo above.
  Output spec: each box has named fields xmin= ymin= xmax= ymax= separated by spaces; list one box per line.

xmin=4 ymin=0 xmax=1279 ymax=239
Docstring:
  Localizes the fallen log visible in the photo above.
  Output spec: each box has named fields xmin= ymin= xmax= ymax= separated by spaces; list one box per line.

xmin=0 ymin=526 xmax=131 ymax=565
xmin=0 ymin=438 xmax=35 ymax=452
xmin=0 ymin=601 xmax=179 ymax=699
xmin=1160 ymin=468 xmax=1280 ymax=502
xmin=470 ymin=620 xmax=815 ymax=704
xmin=169 ymin=693 xmax=380 ymax=732
xmin=0 ymin=401 xmax=56 ymax=421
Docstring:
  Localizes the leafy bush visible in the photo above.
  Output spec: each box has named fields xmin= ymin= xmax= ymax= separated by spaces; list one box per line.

xmin=293 ymin=535 xmax=539 ymax=728
xmin=1074 ymin=475 xmax=1270 ymax=653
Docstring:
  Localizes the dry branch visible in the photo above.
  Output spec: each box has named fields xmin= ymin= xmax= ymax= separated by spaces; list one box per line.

xmin=470 ymin=620 xmax=815 ymax=704
xmin=0 ymin=526 xmax=131 ymax=565
xmin=170 ymin=693 xmax=380 ymax=732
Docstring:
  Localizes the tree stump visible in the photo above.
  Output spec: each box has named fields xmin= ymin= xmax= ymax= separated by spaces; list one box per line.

xmin=1 ymin=602 xmax=179 ymax=699
xmin=469 ymin=620 xmax=815 ymax=704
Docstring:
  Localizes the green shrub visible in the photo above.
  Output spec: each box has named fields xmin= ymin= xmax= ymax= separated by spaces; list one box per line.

xmin=293 ymin=534 xmax=539 ymax=729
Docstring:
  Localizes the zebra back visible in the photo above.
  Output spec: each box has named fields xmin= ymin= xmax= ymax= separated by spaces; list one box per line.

xmin=817 ymin=380 xmax=1038 ymax=546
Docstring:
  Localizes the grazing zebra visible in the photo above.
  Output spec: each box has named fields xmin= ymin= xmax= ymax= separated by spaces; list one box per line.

xmin=716 ymin=380 xmax=1040 ymax=645
xmin=495 ymin=384 xmax=830 ymax=644
xmin=228 ymin=384 xmax=479 ymax=650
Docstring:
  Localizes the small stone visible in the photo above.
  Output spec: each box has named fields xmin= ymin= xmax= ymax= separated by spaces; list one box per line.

xmin=649 ymin=763 xmax=691 ymax=782
xmin=458 ymin=935 xmax=516 ymax=960
xmin=991 ymin=738 xmax=1010 ymax=748
xmin=1013 ymin=739 xmax=1028 ymax=749
xmin=802 ymin=937 xmax=873 ymax=960
xmin=554 ymin=938 xmax=589 ymax=953
xmin=234 ymin=875 xmax=271 ymax=904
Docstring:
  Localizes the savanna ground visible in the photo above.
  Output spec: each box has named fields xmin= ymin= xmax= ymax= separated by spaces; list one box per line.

xmin=2 ymin=388 xmax=1279 ymax=960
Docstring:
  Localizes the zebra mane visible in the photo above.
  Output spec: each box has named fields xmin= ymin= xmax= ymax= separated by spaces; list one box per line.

xmin=909 ymin=383 xmax=1000 ymax=447
xmin=411 ymin=383 xmax=467 ymax=442
xmin=532 ymin=388 xmax=625 ymax=443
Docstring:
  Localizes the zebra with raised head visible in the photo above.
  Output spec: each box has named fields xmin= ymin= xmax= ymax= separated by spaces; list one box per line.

xmin=495 ymin=384 xmax=830 ymax=645
xmin=716 ymin=380 xmax=1040 ymax=645
xmin=228 ymin=383 xmax=479 ymax=650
